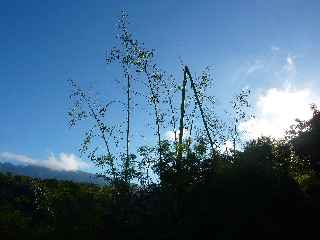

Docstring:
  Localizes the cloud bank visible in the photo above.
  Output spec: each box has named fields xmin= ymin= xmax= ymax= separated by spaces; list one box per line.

xmin=239 ymin=87 xmax=319 ymax=139
xmin=0 ymin=152 xmax=90 ymax=172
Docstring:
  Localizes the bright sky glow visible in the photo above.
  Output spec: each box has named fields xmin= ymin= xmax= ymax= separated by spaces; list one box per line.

xmin=165 ymin=129 xmax=189 ymax=142
xmin=240 ymin=87 xmax=320 ymax=139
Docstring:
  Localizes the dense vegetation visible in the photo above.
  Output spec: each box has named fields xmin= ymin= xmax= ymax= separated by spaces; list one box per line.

xmin=1 ymin=14 xmax=320 ymax=239
xmin=1 ymin=106 xmax=320 ymax=239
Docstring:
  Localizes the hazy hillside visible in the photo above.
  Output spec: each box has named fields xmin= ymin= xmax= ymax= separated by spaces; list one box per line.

xmin=0 ymin=162 xmax=105 ymax=185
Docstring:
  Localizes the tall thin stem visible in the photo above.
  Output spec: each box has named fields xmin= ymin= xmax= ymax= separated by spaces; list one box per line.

xmin=233 ymin=124 xmax=236 ymax=157
xmin=125 ymin=72 xmax=131 ymax=183
xmin=177 ymin=69 xmax=188 ymax=170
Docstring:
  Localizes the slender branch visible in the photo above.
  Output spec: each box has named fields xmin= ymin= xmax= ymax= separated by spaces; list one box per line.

xmin=163 ymin=78 xmax=178 ymax=146
xmin=85 ymin=100 xmax=117 ymax=181
xmin=77 ymin=84 xmax=113 ymax=159
xmin=144 ymin=65 xmax=163 ymax=176
xmin=90 ymin=106 xmax=111 ymax=156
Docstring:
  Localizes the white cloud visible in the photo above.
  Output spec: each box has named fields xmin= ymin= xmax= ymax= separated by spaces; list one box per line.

xmin=0 ymin=152 xmax=36 ymax=165
xmin=0 ymin=152 xmax=90 ymax=171
xmin=239 ymin=87 xmax=320 ymax=139
xmin=239 ymin=49 xmax=320 ymax=140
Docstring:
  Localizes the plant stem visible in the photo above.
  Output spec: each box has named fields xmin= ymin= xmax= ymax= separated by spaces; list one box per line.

xmin=177 ymin=68 xmax=188 ymax=171
xmin=126 ymin=73 xmax=131 ymax=183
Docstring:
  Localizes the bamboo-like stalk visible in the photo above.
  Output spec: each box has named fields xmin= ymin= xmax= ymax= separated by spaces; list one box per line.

xmin=187 ymin=104 xmax=197 ymax=156
xmin=177 ymin=69 xmax=188 ymax=171
xmin=184 ymin=66 xmax=215 ymax=157
xmin=233 ymin=124 xmax=236 ymax=157
xmin=125 ymin=72 xmax=131 ymax=184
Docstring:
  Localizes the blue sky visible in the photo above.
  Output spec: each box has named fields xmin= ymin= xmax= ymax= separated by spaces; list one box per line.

xmin=1 ymin=0 xmax=320 ymax=172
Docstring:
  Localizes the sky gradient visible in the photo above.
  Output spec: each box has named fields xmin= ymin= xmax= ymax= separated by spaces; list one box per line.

xmin=1 ymin=0 xmax=320 ymax=172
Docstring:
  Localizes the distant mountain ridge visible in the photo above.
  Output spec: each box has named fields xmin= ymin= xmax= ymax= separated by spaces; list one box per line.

xmin=0 ymin=162 xmax=105 ymax=185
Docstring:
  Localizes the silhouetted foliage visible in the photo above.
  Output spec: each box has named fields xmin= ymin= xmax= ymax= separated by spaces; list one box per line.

xmin=287 ymin=104 xmax=320 ymax=174
xmin=2 ymin=13 xmax=320 ymax=240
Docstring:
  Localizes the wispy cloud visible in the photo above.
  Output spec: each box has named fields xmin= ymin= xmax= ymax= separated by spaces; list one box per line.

xmin=0 ymin=152 xmax=91 ymax=172
xmin=246 ymin=60 xmax=264 ymax=75
xmin=274 ymin=54 xmax=297 ymax=89
xmin=271 ymin=45 xmax=280 ymax=53
xmin=283 ymin=55 xmax=297 ymax=77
